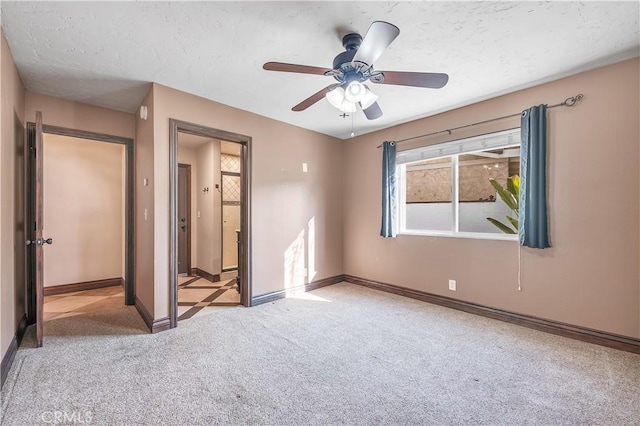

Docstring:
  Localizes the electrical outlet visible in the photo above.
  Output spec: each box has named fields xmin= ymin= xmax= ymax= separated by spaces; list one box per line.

xmin=448 ymin=279 xmax=456 ymax=291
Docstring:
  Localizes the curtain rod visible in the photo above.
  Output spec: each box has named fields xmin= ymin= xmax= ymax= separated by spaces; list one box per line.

xmin=376 ymin=94 xmax=584 ymax=148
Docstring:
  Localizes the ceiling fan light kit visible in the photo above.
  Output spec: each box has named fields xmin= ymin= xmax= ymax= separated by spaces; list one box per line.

xmin=359 ymin=88 xmax=378 ymax=110
xmin=325 ymin=83 xmax=378 ymax=113
xmin=263 ymin=20 xmax=449 ymax=122
xmin=326 ymin=87 xmax=357 ymax=113
xmin=344 ymin=81 xmax=365 ymax=102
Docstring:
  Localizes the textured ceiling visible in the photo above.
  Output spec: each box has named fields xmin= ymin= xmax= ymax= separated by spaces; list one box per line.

xmin=1 ymin=2 xmax=639 ymax=139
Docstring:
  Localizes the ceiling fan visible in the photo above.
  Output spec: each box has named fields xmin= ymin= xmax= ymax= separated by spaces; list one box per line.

xmin=263 ymin=21 xmax=449 ymax=120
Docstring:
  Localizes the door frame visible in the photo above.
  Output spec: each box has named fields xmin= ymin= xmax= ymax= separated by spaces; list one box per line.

xmin=177 ymin=163 xmax=192 ymax=275
xmin=25 ymin=122 xmax=136 ymax=323
xmin=169 ymin=119 xmax=252 ymax=328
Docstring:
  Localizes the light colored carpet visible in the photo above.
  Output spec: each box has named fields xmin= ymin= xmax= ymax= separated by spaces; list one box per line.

xmin=2 ymin=282 xmax=639 ymax=425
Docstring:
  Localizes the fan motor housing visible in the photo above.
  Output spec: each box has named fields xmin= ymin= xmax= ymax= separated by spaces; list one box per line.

xmin=342 ymin=33 xmax=362 ymax=51
xmin=332 ymin=50 xmax=357 ymax=71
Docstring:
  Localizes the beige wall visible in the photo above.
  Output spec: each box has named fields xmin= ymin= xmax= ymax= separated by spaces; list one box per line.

xmin=149 ymin=83 xmax=344 ymax=319
xmin=177 ymin=145 xmax=199 ymax=265
xmin=135 ymin=88 xmax=155 ymax=314
xmin=42 ymin=134 xmax=124 ymax=286
xmin=343 ymin=58 xmax=640 ymax=338
xmin=196 ymin=139 xmax=222 ymax=275
xmin=0 ymin=31 xmax=26 ymax=363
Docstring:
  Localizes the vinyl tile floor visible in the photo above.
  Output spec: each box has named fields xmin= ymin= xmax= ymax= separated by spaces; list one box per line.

xmin=43 ymin=285 xmax=124 ymax=321
xmin=43 ymin=271 xmax=241 ymax=324
xmin=177 ymin=271 xmax=241 ymax=321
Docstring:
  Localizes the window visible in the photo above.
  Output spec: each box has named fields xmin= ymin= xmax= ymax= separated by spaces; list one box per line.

xmin=397 ymin=129 xmax=520 ymax=239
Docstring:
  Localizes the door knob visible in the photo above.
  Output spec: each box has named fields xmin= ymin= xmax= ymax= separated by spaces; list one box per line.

xmin=29 ymin=238 xmax=53 ymax=246
xmin=26 ymin=238 xmax=53 ymax=246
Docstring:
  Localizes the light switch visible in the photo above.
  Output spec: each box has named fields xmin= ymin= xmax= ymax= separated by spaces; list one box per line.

xmin=144 ymin=209 xmax=148 ymax=220
xmin=143 ymin=178 xmax=148 ymax=186
xmin=302 ymin=163 xmax=308 ymax=173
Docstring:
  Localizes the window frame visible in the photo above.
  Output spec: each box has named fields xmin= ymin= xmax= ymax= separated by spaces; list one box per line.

xmin=397 ymin=130 xmax=521 ymax=241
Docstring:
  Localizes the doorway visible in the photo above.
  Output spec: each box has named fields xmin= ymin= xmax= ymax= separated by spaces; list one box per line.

xmin=221 ymin=141 xmax=242 ymax=273
xmin=26 ymin=115 xmax=135 ymax=346
xmin=169 ymin=120 xmax=252 ymax=328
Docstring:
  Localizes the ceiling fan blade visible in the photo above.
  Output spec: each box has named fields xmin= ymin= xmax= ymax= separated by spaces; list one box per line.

xmin=352 ymin=21 xmax=400 ymax=69
xmin=361 ymin=101 xmax=383 ymax=120
xmin=263 ymin=62 xmax=332 ymax=76
xmin=373 ymin=71 xmax=449 ymax=89
xmin=292 ymin=84 xmax=340 ymax=111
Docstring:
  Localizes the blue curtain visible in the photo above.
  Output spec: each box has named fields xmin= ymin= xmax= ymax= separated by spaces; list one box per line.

xmin=380 ymin=141 xmax=397 ymax=238
xmin=519 ymin=105 xmax=550 ymax=248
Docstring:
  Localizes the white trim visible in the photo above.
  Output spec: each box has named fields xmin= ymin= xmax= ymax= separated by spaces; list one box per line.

xmin=451 ymin=155 xmax=459 ymax=233
xmin=407 ymin=157 xmax=511 ymax=171
xmin=399 ymin=229 xmax=518 ymax=242
xmin=397 ymin=128 xmax=521 ymax=165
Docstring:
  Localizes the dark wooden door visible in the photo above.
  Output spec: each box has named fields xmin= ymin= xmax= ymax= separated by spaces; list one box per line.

xmin=35 ymin=111 xmax=45 ymax=347
xmin=177 ymin=164 xmax=190 ymax=275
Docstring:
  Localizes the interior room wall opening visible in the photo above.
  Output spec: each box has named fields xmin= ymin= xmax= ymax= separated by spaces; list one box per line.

xmin=176 ymin=133 xmax=244 ymax=321
xmin=41 ymin=134 xmax=127 ymax=324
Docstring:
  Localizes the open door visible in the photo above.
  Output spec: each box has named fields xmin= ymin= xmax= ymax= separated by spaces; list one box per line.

xmin=31 ymin=111 xmax=50 ymax=347
xmin=177 ymin=164 xmax=191 ymax=275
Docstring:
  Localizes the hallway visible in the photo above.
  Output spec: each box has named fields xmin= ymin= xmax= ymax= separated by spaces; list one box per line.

xmin=178 ymin=272 xmax=241 ymax=321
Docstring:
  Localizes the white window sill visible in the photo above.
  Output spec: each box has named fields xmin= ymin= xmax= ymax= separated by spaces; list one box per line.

xmin=399 ymin=229 xmax=518 ymax=242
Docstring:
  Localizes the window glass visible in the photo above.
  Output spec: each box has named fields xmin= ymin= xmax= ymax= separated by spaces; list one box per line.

xmin=404 ymin=157 xmax=452 ymax=232
xmin=458 ymin=148 xmax=520 ymax=233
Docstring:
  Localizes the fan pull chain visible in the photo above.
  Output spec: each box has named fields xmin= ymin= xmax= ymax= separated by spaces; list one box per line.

xmin=351 ymin=112 xmax=355 ymax=138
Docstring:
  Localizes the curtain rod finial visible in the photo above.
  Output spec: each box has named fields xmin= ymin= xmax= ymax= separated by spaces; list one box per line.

xmin=563 ymin=94 xmax=584 ymax=107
